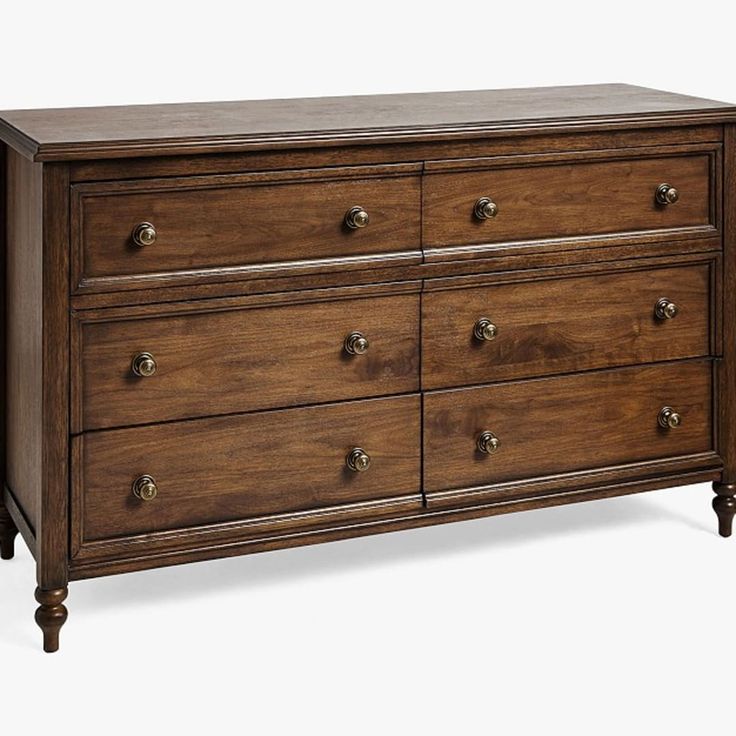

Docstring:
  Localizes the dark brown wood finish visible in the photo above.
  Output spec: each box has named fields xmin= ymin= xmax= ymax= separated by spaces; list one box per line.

xmin=0 ymin=143 xmax=13 ymax=561
xmin=424 ymin=150 xmax=715 ymax=254
xmin=66 ymin=126 xmax=723 ymax=183
xmin=4 ymin=151 xmax=71 ymax=649
xmin=68 ymin=239 xmax=723 ymax=311
xmin=1 ymin=85 xmax=734 ymax=651
xmin=72 ymin=165 xmax=421 ymax=293
xmin=1 ymin=84 xmax=735 ymax=161
xmin=422 ymin=262 xmax=712 ymax=388
xmin=76 ymin=395 xmax=421 ymax=544
xmin=70 ymin=460 xmax=722 ymax=581
xmin=75 ymin=288 xmax=420 ymax=431
xmin=0 ymin=506 xmax=17 ymax=560
xmin=36 ymin=163 xmax=71 ymax=649
xmin=34 ymin=587 xmax=68 ymax=653
xmin=713 ymin=123 xmax=736 ymax=535
xmin=5 ymin=149 xmax=43 ymax=532
xmin=424 ymin=360 xmax=713 ymax=493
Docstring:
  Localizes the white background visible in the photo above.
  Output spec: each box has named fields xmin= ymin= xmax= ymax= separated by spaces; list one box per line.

xmin=1 ymin=1 xmax=734 ymax=734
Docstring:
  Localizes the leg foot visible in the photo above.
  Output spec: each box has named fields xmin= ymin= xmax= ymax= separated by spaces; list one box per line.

xmin=34 ymin=587 xmax=68 ymax=653
xmin=712 ymin=482 xmax=736 ymax=538
xmin=0 ymin=505 xmax=19 ymax=560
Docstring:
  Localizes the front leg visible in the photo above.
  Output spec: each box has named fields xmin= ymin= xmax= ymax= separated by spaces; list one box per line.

xmin=713 ymin=482 xmax=736 ymax=537
xmin=35 ymin=587 xmax=68 ymax=653
xmin=0 ymin=504 xmax=18 ymax=560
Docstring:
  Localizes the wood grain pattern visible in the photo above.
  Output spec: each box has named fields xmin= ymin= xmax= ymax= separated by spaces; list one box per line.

xmin=68 ymin=238 xmax=723 ymax=310
xmin=69 ymin=462 xmax=722 ymax=580
xmin=77 ymin=292 xmax=420 ymax=430
xmin=73 ymin=166 xmax=421 ymax=291
xmin=38 ymin=163 xmax=71 ymax=592
xmin=67 ymin=126 xmax=723 ymax=184
xmin=77 ymin=395 xmax=421 ymax=542
xmin=5 ymin=148 xmax=43 ymax=531
xmin=0 ymin=84 xmax=734 ymax=161
xmin=423 ymin=360 xmax=713 ymax=493
xmin=1 ymin=84 xmax=734 ymax=650
xmin=713 ymin=123 xmax=736 ymax=531
xmin=422 ymin=263 xmax=712 ymax=388
xmin=424 ymin=154 xmax=713 ymax=249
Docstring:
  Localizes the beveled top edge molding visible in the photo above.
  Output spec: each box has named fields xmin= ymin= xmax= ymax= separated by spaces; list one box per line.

xmin=1 ymin=84 xmax=735 ymax=162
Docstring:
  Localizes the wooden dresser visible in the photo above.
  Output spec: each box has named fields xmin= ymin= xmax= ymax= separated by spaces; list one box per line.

xmin=2 ymin=84 xmax=736 ymax=652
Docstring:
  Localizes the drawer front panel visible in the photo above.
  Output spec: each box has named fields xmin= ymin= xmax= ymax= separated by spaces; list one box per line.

xmin=424 ymin=361 xmax=712 ymax=492
xmin=78 ymin=293 xmax=420 ymax=431
xmin=422 ymin=263 xmax=711 ymax=389
xmin=73 ymin=166 xmax=421 ymax=289
xmin=424 ymin=154 xmax=712 ymax=249
xmin=78 ymin=395 xmax=421 ymax=541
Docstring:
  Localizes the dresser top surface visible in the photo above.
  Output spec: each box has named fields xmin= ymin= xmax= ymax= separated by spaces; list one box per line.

xmin=1 ymin=83 xmax=734 ymax=162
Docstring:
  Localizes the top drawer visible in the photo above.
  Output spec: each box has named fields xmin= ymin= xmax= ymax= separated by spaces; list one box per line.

xmin=423 ymin=150 xmax=716 ymax=255
xmin=71 ymin=164 xmax=421 ymax=293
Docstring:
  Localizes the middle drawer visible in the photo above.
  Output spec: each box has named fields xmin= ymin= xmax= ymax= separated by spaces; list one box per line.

xmin=422 ymin=262 xmax=712 ymax=389
xmin=75 ymin=291 xmax=420 ymax=431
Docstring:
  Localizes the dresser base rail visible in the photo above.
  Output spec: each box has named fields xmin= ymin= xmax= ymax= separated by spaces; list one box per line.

xmin=68 ymin=465 xmax=722 ymax=581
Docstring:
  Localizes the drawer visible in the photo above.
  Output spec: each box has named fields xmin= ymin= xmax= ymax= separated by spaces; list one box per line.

xmin=423 ymin=153 xmax=714 ymax=252
xmin=422 ymin=263 xmax=712 ymax=389
xmin=75 ymin=395 xmax=421 ymax=542
xmin=75 ymin=291 xmax=420 ymax=431
xmin=72 ymin=164 xmax=421 ymax=292
xmin=424 ymin=361 xmax=713 ymax=493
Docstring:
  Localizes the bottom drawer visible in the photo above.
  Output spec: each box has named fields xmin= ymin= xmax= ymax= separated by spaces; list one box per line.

xmin=75 ymin=395 xmax=421 ymax=543
xmin=424 ymin=360 xmax=713 ymax=493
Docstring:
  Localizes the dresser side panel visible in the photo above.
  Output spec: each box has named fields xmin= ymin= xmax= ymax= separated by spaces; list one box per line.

xmin=5 ymin=147 xmax=43 ymax=531
xmin=718 ymin=125 xmax=736 ymax=480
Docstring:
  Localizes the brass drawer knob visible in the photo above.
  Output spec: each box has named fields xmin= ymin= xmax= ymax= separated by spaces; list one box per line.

xmin=132 ymin=222 xmax=157 ymax=247
xmin=658 ymin=406 xmax=682 ymax=429
xmin=473 ymin=318 xmax=498 ymax=341
xmin=131 ymin=352 xmax=157 ymax=377
xmin=345 ymin=206 xmax=370 ymax=229
xmin=346 ymin=447 xmax=371 ymax=472
xmin=477 ymin=431 xmax=500 ymax=454
xmin=474 ymin=197 xmax=498 ymax=220
xmin=132 ymin=475 xmax=158 ymax=501
xmin=655 ymin=298 xmax=679 ymax=320
xmin=344 ymin=332 xmax=369 ymax=355
xmin=656 ymin=183 xmax=679 ymax=205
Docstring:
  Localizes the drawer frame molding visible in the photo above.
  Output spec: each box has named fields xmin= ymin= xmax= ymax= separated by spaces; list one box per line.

xmin=70 ymin=163 xmax=423 ymax=294
xmin=424 ymin=142 xmax=722 ymax=263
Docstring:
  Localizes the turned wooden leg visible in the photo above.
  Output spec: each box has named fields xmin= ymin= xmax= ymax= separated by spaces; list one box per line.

xmin=34 ymin=587 xmax=68 ymax=653
xmin=0 ymin=505 xmax=19 ymax=560
xmin=712 ymin=482 xmax=736 ymax=538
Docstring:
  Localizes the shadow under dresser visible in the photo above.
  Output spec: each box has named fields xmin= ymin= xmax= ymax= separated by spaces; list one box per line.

xmin=2 ymin=83 xmax=736 ymax=651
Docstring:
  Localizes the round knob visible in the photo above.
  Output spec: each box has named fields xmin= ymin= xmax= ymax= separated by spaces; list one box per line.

xmin=344 ymin=332 xmax=369 ymax=355
xmin=656 ymin=184 xmax=679 ymax=206
xmin=131 ymin=352 xmax=157 ymax=377
xmin=474 ymin=197 xmax=499 ymax=220
xmin=346 ymin=447 xmax=371 ymax=472
xmin=477 ymin=431 xmax=500 ymax=454
xmin=132 ymin=475 xmax=158 ymax=501
xmin=655 ymin=298 xmax=679 ymax=321
xmin=132 ymin=222 xmax=157 ymax=247
xmin=473 ymin=318 xmax=498 ymax=341
xmin=345 ymin=206 xmax=370 ymax=229
xmin=658 ymin=406 xmax=682 ymax=429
